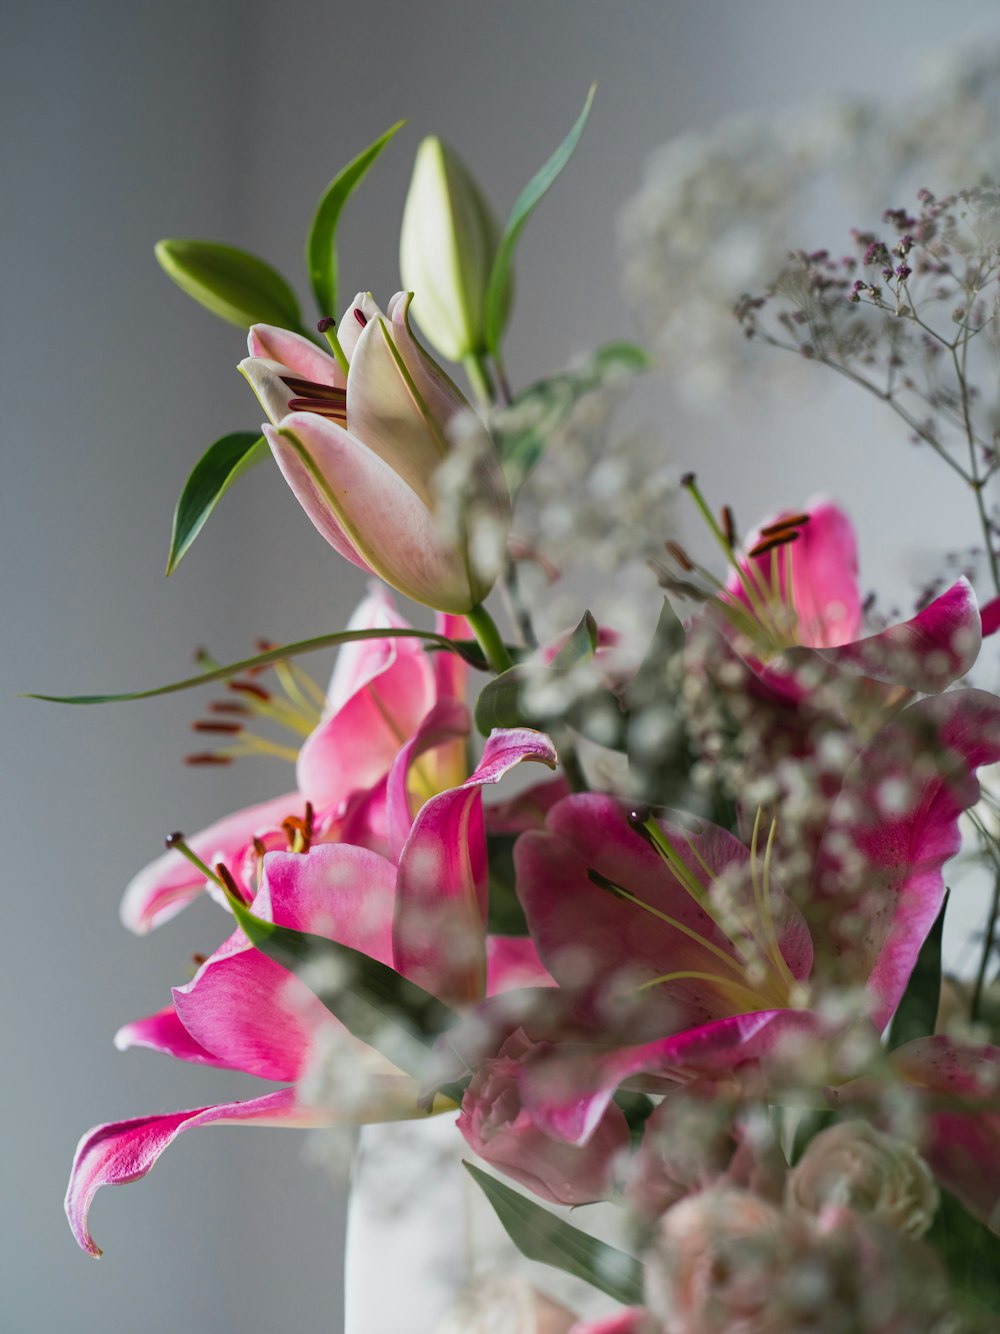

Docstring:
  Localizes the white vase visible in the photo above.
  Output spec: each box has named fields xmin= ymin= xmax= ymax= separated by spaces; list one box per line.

xmin=344 ymin=1117 xmax=624 ymax=1333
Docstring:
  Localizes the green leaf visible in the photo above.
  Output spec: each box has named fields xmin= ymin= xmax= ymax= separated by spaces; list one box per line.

xmin=225 ymin=892 xmax=463 ymax=1094
xmin=25 ymin=628 xmax=467 ymax=705
xmin=926 ymin=1188 xmax=1000 ymax=1319
xmin=165 ymin=432 xmax=266 ymax=575
xmin=887 ymin=893 xmax=947 ymax=1051
xmin=494 ymin=340 xmax=650 ymax=491
xmin=155 ymin=239 xmax=302 ymax=330
xmin=464 ymin=1161 xmax=645 ymax=1306
xmin=307 ymin=120 xmax=406 ymax=318
xmin=483 ymin=84 xmax=596 ymax=356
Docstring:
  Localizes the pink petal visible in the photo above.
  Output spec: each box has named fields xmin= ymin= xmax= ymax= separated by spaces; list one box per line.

xmin=392 ymin=729 xmax=557 ymax=1005
xmin=119 ymin=792 xmax=299 ymax=934
xmin=816 ymin=689 xmax=1000 ymax=1029
xmin=246 ymin=324 xmax=345 ymax=389
xmin=65 ymin=1088 xmax=315 ymax=1257
xmin=519 ymin=1009 xmax=817 ymax=1146
xmin=171 ymin=938 xmax=334 ymax=1082
xmin=113 ymin=1005 xmax=224 ymax=1067
xmin=486 ymin=775 xmax=572 ymax=834
xmin=731 ymin=500 xmax=862 ymax=648
xmin=385 ymin=697 xmax=472 ymax=858
xmin=297 ymin=631 xmax=437 ymax=813
xmin=569 ymin=1314 xmax=648 ymax=1334
xmin=814 ymin=577 xmax=981 ymax=692
xmin=515 ymin=794 xmax=812 ymax=1031
xmin=487 ymin=935 xmax=555 ymax=993
xmin=256 ymin=843 xmax=398 ymax=956
xmin=325 ymin=585 xmax=421 ymax=713
xmin=266 ymin=414 xmax=478 ymax=613
xmin=982 ymin=595 xmax=1000 ymax=638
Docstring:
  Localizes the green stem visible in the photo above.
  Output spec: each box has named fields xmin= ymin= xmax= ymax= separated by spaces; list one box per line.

xmin=463 ymin=352 xmax=495 ymax=408
xmin=467 ymin=602 xmax=514 ymax=675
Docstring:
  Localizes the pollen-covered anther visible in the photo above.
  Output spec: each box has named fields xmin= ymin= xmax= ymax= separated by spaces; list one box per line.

xmin=183 ymin=752 xmax=233 ymax=766
xmin=746 ymin=530 xmax=802 ymax=560
xmin=207 ymin=700 xmax=250 ymax=715
xmin=190 ymin=720 xmax=243 ymax=735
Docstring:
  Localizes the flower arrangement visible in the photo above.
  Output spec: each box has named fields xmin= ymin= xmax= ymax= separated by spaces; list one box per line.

xmin=50 ymin=84 xmax=1000 ymax=1331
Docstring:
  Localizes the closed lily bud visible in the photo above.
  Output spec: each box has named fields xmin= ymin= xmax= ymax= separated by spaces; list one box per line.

xmin=238 ymin=291 xmax=510 ymax=613
xmin=400 ymin=136 xmax=505 ymax=362
xmin=786 ymin=1120 xmax=939 ymax=1238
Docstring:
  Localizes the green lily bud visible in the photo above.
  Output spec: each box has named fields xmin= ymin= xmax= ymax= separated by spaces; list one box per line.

xmin=400 ymin=137 xmax=507 ymax=363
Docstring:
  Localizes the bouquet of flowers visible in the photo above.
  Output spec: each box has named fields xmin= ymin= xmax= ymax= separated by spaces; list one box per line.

xmin=53 ymin=87 xmax=1000 ymax=1331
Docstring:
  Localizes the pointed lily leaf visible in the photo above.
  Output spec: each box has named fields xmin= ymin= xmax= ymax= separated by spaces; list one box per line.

xmin=224 ymin=891 xmax=465 ymax=1098
xmin=464 ymin=1161 xmax=645 ymax=1306
xmin=495 ymin=340 xmax=650 ymax=491
xmin=307 ymin=120 xmax=406 ymax=318
xmin=155 ymin=238 xmax=302 ymax=330
xmin=166 ymin=432 xmax=266 ymax=575
xmin=25 ymin=628 xmax=470 ymax=705
xmin=926 ymin=1188 xmax=1000 ymax=1317
xmin=887 ymin=893 xmax=947 ymax=1051
xmin=483 ymin=85 xmax=596 ymax=356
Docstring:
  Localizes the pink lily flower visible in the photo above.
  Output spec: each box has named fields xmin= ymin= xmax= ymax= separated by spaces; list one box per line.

xmin=240 ymin=293 xmax=510 ymax=613
xmin=671 ymin=498 xmax=981 ymax=698
xmin=120 ymin=586 xmax=468 ymax=933
xmin=67 ymin=724 xmax=557 ymax=1256
xmin=490 ymin=688 xmax=1000 ymax=1226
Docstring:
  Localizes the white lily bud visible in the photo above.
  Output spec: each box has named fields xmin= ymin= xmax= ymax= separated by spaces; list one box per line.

xmin=400 ymin=136 xmax=505 ymax=362
xmin=786 ymin=1119 xmax=939 ymax=1238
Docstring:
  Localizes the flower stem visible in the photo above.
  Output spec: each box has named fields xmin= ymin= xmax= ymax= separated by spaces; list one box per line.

xmin=463 ymin=353 xmax=495 ymax=408
xmin=467 ymin=602 xmax=514 ymax=675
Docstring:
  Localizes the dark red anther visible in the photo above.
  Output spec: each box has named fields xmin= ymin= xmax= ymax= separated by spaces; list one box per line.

xmin=208 ymin=700 xmax=249 ymax=715
xmin=747 ymin=530 xmax=802 ymax=559
xmin=192 ymin=953 xmax=208 ymax=967
xmin=184 ymin=752 xmax=233 ymax=766
xmin=215 ymin=862 xmax=246 ymax=901
xmin=758 ymin=512 xmax=811 ymax=538
xmin=252 ymin=837 xmax=268 ymax=859
xmin=191 ymin=720 xmax=242 ymax=734
xmin=354 ymin=308 xmax=368 ymax=327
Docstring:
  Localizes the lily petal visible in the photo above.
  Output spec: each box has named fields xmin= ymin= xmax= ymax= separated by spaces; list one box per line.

xmin=265 ymin=414 xmax=478 ymax=612
xmin=65 ymin=1088 xmax=317 ymax=1257
xmin=247 ymin=324 xmax=345 ymax=389
xmin=813 ymin=577 xmax=981 ymax=693
xmin=113 ymin=1005 xmax=225 ymax=1067
xmin=119 ymin=792 xmax=299 ymax=934
xmin=393 ymin=728 xmax=557 ymax=1005
xmin=815 ymin=689 xmax=1000 ymax=1028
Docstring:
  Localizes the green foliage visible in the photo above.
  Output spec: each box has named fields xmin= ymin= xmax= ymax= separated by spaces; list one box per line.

xmin=495 ymin=340 xmax=650 ymax=492
xmin=887 ymin=894 xmax=947 ymax=1050
xmin=927 ymin=1188 xmax=1000 ymax=1322
xmin=165 ymin=432 xmax=266 ymax=574
xmin=225 ymin=892 xmax=463 ymax=1094
xmin=155 ymin=238 xmax=302 ymax=329
xmin=464 ymin=1161 xmax=645 ymax=1306
xmin=483 ymin=85 xmax=597 ymax=357
xmin=307 ymin=120 xmax=405 ymax=318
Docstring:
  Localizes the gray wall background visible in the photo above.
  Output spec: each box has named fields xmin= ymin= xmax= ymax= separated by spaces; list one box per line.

xmin=5 ymin=2 xmax=1000 ymax=1331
